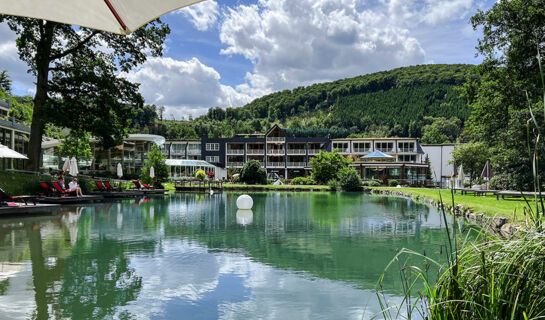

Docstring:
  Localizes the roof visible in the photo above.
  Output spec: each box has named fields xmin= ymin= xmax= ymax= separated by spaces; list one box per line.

xmin=332 ymin=137 xmax=419 ymax=141
xmin=362 ymin=151 xmax=394 ymax=159
xmin=165 ymin=159 xmax=215 ymax=168
xmin=127 ymin=134 xmax=165 ymax=146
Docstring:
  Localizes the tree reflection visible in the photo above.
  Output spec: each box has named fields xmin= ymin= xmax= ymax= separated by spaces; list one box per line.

xmin=59 ymin=237 xmax=142 ymax=319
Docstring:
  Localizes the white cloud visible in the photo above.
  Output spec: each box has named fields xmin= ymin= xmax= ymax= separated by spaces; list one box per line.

xmin=124 ymin=56 xmax=253 ymax=119
xmin=423 ymin=0 xmax=474 ymax=25
xmin=0 ymin=23 xmax=35 ymax=95
xmin=219 ymin=0 xmax=427 ymax=92
xmin=177 ymin=0 xmax=219 ymax=31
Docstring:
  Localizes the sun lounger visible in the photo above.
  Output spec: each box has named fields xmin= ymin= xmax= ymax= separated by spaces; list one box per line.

xmin=132 ymin=180 xmax=149 ymax=190
xmin=0 ymin=188 xmax=36 ymax=205
xmin=103 ymin=181 xmax=116 ymax=191
xmin=51 ymin=181 xmax=76 ymax=197
xmin=95 ymin=181 xmax=107 ymax=192
xmin=39 ymin=181 xmax=56 ymax=196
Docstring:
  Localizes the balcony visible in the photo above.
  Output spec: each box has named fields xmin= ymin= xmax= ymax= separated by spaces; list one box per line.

xmin=247 ymin=149 xmax=264 ymax=155
xmin=287 ymin=149 xmax=306 ymax=155
xmin=267 ymin=137 xmax=286 ymax=143
xmin=308 ymin=149 xmax=323 ymax=155
xmin=227 ymin=162 xmax=245 ymax=167
xmin=287 ymin=162 xmax=307 ymax=167
xmin=398 ymin=148 xmax=414 ymax=153
xmin=188 ymin=149 xmax=201 ymax=155
xmin=227 ymin=149 xmax=244 ymax=155
xmin=267 ymin=162 xmax=285 ymax=168
xmin=376 ymin=148 xmax=394 ymax=153
xmin=336 ymin=148 xmax=350 ymax=153
xmin=353 ymin=148 xmax=370 ymax=153
xmin=267 ymin=149 xmax=285 ymax=155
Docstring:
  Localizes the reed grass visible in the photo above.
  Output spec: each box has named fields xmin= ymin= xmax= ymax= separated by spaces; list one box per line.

xmin=374 ymin=53 xmax=545 ymax=320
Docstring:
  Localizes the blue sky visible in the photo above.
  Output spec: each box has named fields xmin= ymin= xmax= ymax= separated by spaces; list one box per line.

xmin=0 ymin=0 xmax=496 ymax=119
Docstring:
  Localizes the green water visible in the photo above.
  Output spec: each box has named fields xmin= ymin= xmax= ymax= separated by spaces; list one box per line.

xmin=0 ymin=192 xmax=452 ymax=319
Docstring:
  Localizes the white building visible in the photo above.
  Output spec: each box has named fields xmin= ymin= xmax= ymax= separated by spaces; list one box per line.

xmin=421 ymin=144 xmax=455 ymax=188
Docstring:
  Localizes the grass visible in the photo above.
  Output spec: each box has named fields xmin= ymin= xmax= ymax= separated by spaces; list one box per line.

xmin=372 ymin=187 xmax=527 ymax=223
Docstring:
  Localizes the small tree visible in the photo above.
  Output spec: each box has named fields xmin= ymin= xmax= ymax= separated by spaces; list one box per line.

xmin=310 ymin=150 xmax=351 ymax=184
xmin=141 ymin=145 xmax=168 ymax=184
xmin=240 ymin=160 xmax=267 ymax=185
xmin=450 ymin=142 xmax=489 ymax=187
xmin=57 ymin=130 xmax=93 ymax=162
xmin=339 ymin=167 xmax=363 ymax=191
xmin=195 ymin=169 xmax=206 ymax=181
xmin=425 ymin=155 xmax=433 ymax=181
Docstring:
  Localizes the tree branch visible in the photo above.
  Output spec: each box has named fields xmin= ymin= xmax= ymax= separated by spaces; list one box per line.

xmin=49 ymin=30 xmax=100 ymax=61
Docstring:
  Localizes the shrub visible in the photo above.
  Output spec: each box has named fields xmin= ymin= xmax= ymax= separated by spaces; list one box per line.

xmin=489 ymin=173 xmax=515 ymax=190
xmin=240 ymin=160 xmax=267 ymax=185
xmin=363 ymin=180 xmax=382 ymax=187
xmin=195 ymin=169 xmax=206 ymax=181
xmin=463 ymin=182 xmax=471 ymax=188
xmin=339 ymin=167 xmax=363 ymax=191
xmin=310 ymin=150 xmax=351 ymax=184
xmin=388 ymin=179 xmax=399 ymax=187
xmin=292 ymin=177 xmax=312 ymax=185
xmin=327 ymin=179 xmax=340 ymax=191
xmin=207 ymin=171 xmax=215 ymax=179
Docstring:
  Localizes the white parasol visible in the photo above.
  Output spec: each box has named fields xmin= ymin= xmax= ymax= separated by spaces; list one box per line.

xmin=0 ymin=143 xmax=27 ymax=159
xmin=0 ymin=0 xmax=206 ymax=35
xmin=69 ymin=157 xmax=79 ymax=176
xmin=150 ymin=166 xmax=155 ymax=179
xmin=62 ymin=158 xmax=71 ymax=171
xmin=117 ymin=163 xmax=123 ymax=179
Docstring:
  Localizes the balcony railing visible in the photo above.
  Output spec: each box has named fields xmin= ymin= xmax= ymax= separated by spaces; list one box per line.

xmin=376 ymin=148 xmax=394 ymax=153
xmin=227 ymin=162 xmax=244 ymax=167
xmin=247 ymin=149 xmax=264 ymax=155
xmin=267 ymin=137 xmax=286 ymax=142
xmin=267 ymin=149 xmax=285 ymax=155
xmin=287 ymin=149 xmax=306 ymax=155
xmin=308 ymin=149 xmax=323 ymax=155
xmin=336 ymin=148 xmax=350 ymax=153
xmin=267 ymin=162 xmax=285 ymax=168
xmin=188 ymin=149 xmax=201 ymax=155
xmin=353 ymin=148 xmax=370 ymax=153
xmin=226 ymin=149 xmax=244 ymax=155
xmin=287 ymin=162 xmax=307 ymax=167
xmin=398 ymin=148 xmax=414 ymax=153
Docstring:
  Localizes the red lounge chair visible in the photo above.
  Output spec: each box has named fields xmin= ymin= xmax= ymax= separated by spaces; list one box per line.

xmin=141 ymin=183 xmax=151 ymax=189
xmin=39 ymin=181 xmax=55 ymax=196
xmin=132 ymin=180 xmax=149 ymax=190
xmin=0 ymin=188 xmax=36 ymax=205
xmin=103 ymin=181 xmax=116 ymax=191
xmin=52 ymin=181 xmax=76 ymax=197
xmin=95 ymin=181 xmax=107 ymax=192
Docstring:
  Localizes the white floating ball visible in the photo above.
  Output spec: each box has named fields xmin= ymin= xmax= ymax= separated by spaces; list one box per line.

xmin=236 ymin=194 xmax=253 ymax=210
xmin=236 ymin=210 xmax=254 ymax=226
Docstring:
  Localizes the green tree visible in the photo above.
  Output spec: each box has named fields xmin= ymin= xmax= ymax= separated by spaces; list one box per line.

xmin=420 ymin=117 xmax=461 ymax=144
xmin=57 ymin=130 xmax=92 ymax=161
xmin=461 ymin=0 xmax=545 ymax=189
xmin=310 ymin=150 xmax=351 ymax=184
xmin=240 ymin=160 xmax=267 ymax=185
xmin=450 ymin=142 xmax=489 ymax=187
xmin=338 ymin=167 xmax=363 ymax=191
xmin=0 ymin=16 xmax=170 ymax=171
xmin=141 ymin=145 xmax=168 ymax=184
xmin=0 ymin=70 xmax=11 ymax=93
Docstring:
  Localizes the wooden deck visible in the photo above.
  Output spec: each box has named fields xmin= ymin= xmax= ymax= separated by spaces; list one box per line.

xmin=0 ymin=203 xmax=62 ymax=215
xmin=496 ymin=190 xmax=545 ymax=200
xmin=455 ymin=188 xmax=498 ymax=196
xmin=37 ymin=195 xmax=104 ymax=204
xmin=174 ymin=181 xmax=223 ymax=192
xmin=90 ymin=191 xmax=144 ymax=198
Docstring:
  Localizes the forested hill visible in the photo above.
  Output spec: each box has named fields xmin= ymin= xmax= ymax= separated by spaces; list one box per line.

xmin=196 ymin=64 xmax=475 ymax=142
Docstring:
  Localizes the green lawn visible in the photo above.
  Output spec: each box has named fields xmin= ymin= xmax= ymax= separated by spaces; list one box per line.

xmin=373 ymin=187 xmax=528 ymax=222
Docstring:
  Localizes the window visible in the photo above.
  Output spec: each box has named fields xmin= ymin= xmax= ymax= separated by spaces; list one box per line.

xmin=398 ymin=155 xmax=416 ymax=162
xmin=376 ymin=142 xmax=393 ymax=152
xmin=398 ymin=142 xmax=415 ymax=152
xmin=333 ymin=142 xmax=349 ymax=152
xmin=206 ymin=143 xmax=219 ymax=151
xmin=353 ymin=142 xmax=370 ymax=152
xmin=206 ymin=156 xmax=219 ymax=163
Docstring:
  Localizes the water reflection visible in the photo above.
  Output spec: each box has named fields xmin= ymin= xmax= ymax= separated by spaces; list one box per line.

xmin=0 ymin=193 xmax=452 ymax=319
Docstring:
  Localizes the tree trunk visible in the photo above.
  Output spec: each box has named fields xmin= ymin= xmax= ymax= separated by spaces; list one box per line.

xmin=28 ymin=21 xmax=54 ymax=172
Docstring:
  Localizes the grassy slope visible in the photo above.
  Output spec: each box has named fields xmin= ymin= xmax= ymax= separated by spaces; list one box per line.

xmin=374 ymin=187 xmax=527 ymax=222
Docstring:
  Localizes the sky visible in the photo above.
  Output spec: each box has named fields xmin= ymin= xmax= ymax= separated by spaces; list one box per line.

xmin=0 ymin=0 xmax=496 ymax=120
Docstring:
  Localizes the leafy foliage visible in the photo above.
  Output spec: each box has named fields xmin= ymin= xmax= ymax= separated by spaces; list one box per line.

xmin=141 ymin=145 xmax=168 ymax=184
xmin=57 ymin=130 xmax=92 ymax=161
xmin=338 ymin=167 xmax=363 ymax=191
xmin=195 ymin=169 xmax=206 ymax=181
xmin=240 ymin=160 xmax=267 ymax=185
xmin=451 ymin=142 xmax=489 ymax=187
xmin=310 ymin=150 xmax=351 ymax=184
